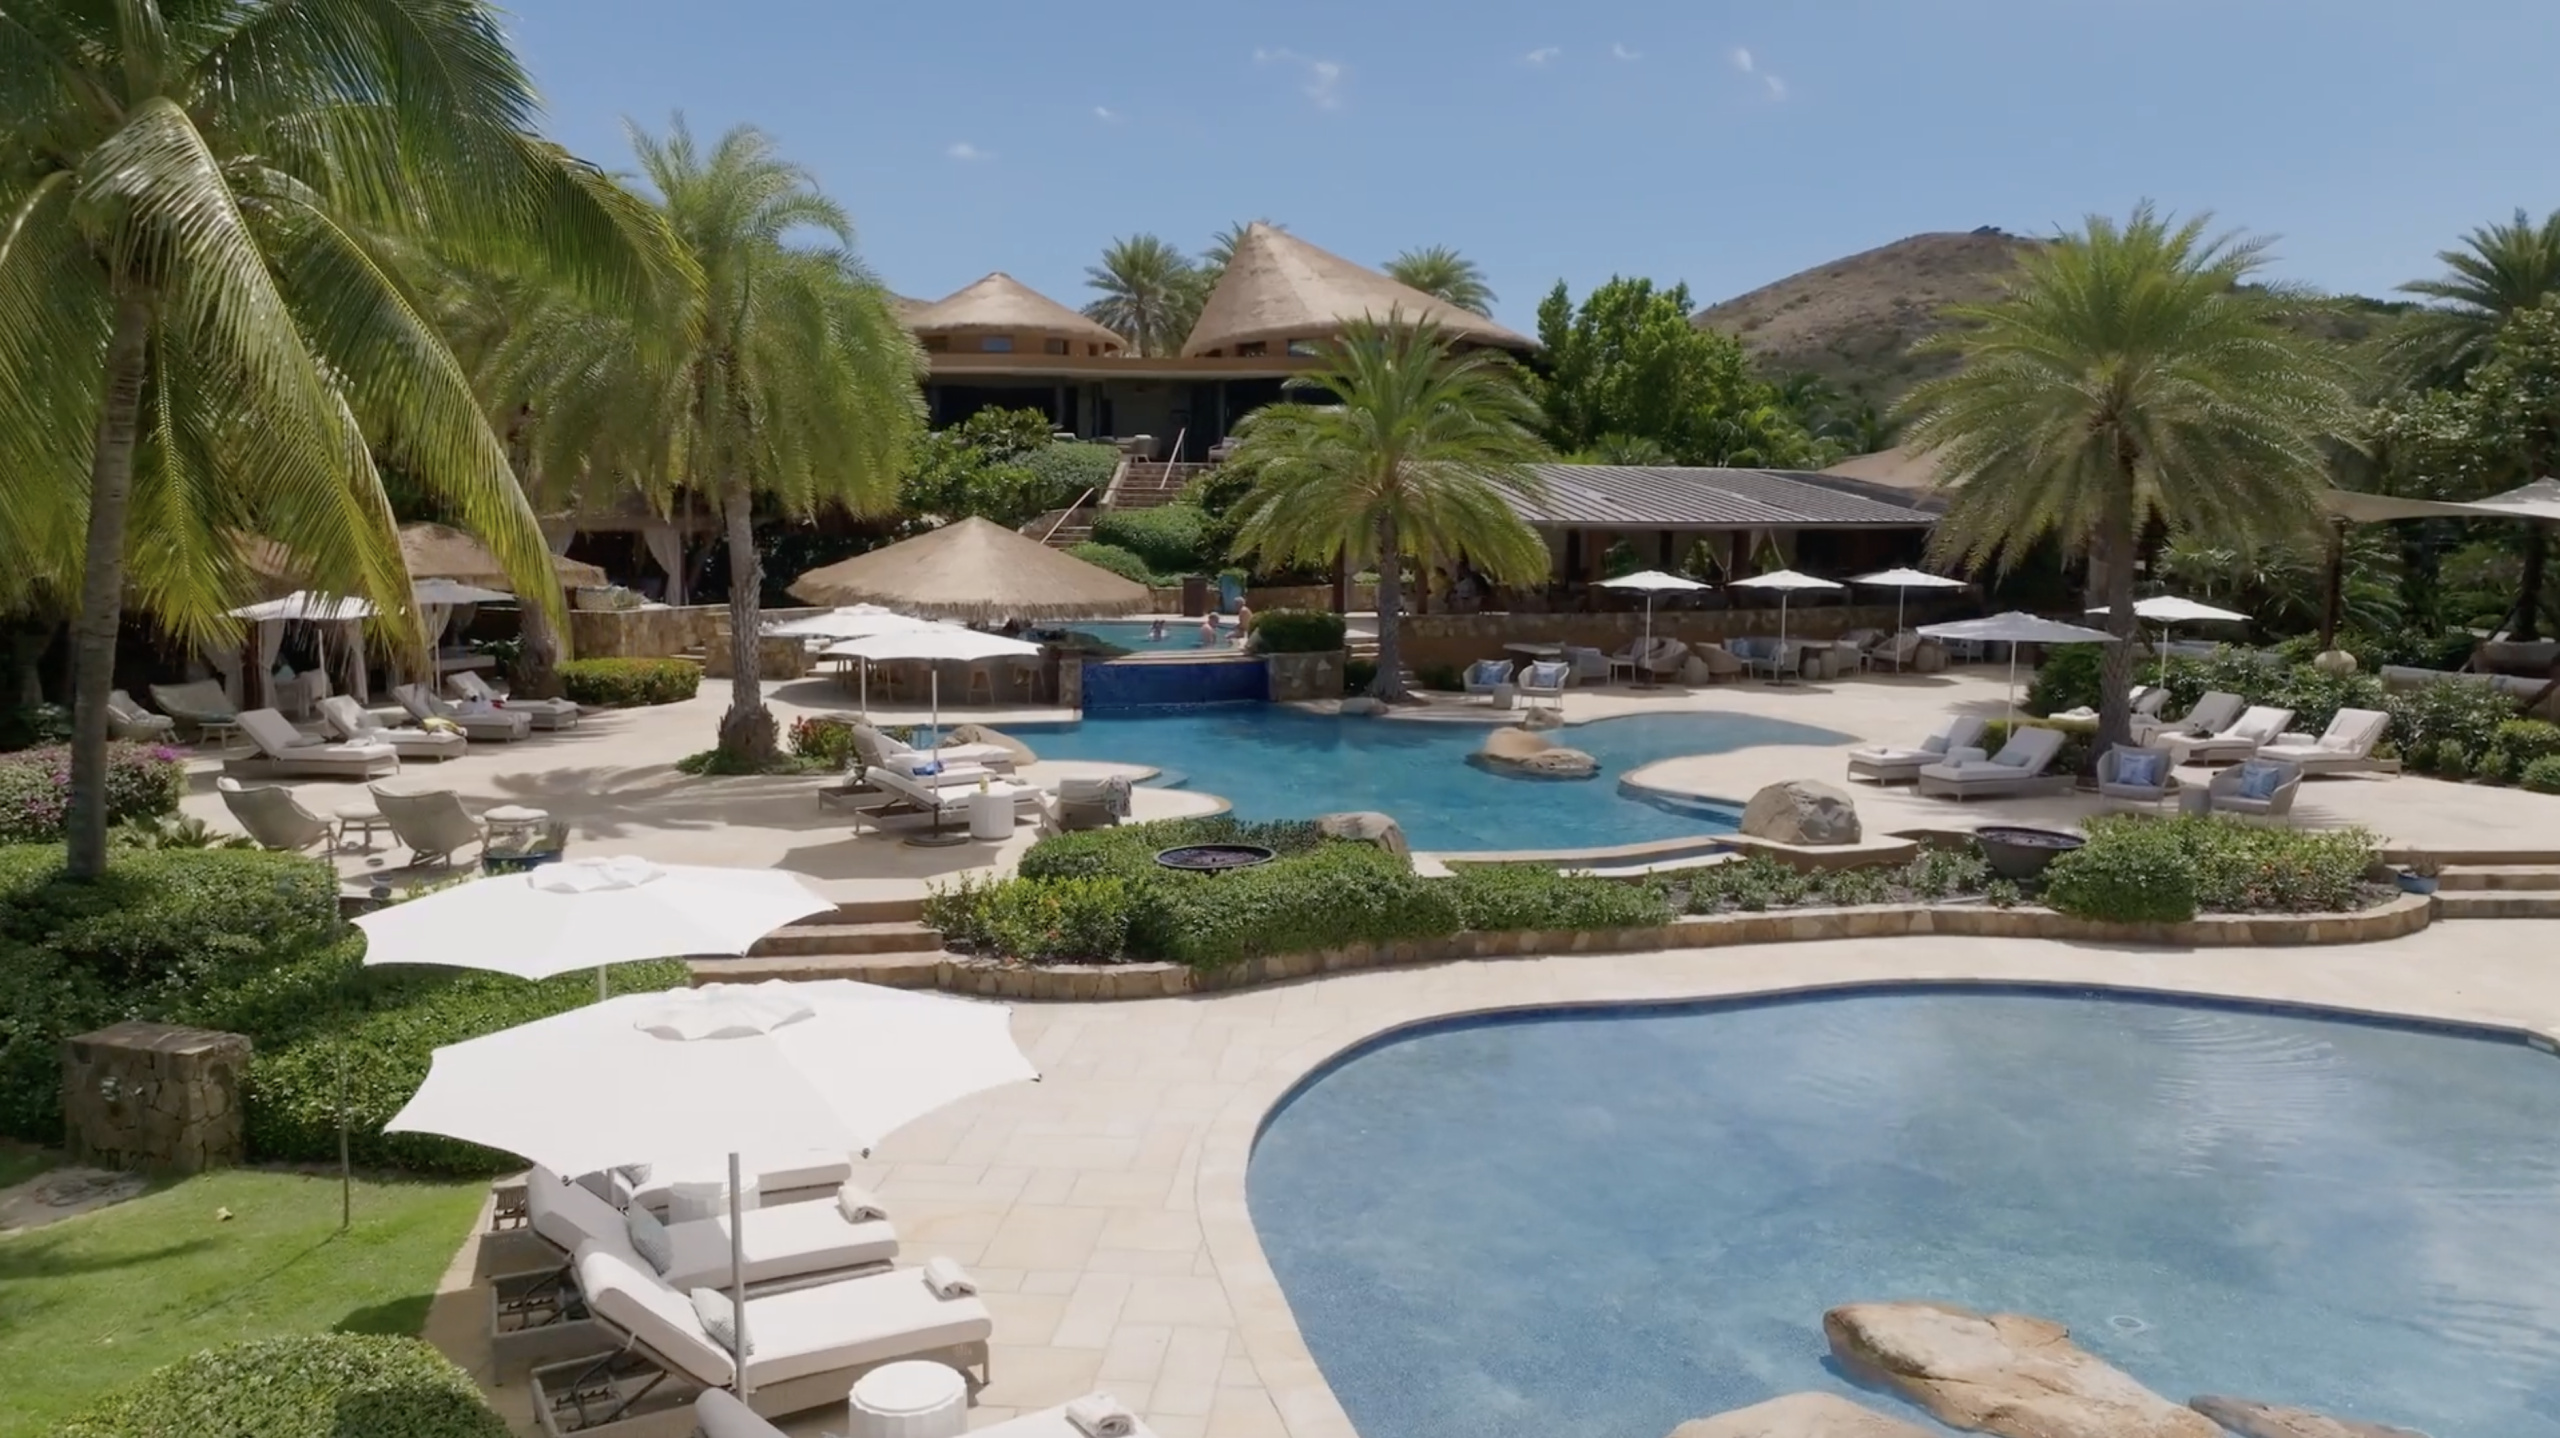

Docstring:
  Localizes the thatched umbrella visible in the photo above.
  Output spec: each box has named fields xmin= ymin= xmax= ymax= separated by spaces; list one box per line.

xmin=787 ymin=517 xmax=1149 ymax=620
xmin=1182 ymin=222 xmax=1532 ymax=358
xmin=400 ymin=522 xmax=606 ymax=592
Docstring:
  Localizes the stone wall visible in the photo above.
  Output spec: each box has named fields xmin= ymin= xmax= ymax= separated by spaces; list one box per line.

xmin=1266 ymin=650 xmax=1347 ymax=702
xmin=567 ymin=604 xmax=826 ymax=661
xmin=62 ymin=1021 xmax=250 ymax=1174
xmin=1390 ymin=605 xmax=1930 ymax=674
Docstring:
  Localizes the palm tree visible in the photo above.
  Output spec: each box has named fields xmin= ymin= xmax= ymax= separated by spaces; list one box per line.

xmin=1896 ymin=204 xmax=2354 ymax=755
xmin=1384 ymin=245 xmax=1497 ymax=316
xmin=2393 ymin=208 xmax=2560 ymax=385
xmin=1082 ymin=235 xmax=1202 ymax=356
xmin=0 ymin=0 xmax=665 ymax=878
xmin=1225 ymin=315 xmax=1553 ymax=700
xmin=468 ymin=119 xmax=923 ymax=761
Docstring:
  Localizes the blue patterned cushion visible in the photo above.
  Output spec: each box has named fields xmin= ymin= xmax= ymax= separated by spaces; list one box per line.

xmin=691 ymin=1286 xmax=752 ymax=1355
xmin=2116 ymin=751 xmax=2165 ymax=788
xmin=626 ymin=1205 xmax=674 ymax=1275
xmin=1525 ymin=662 xmax=1570 ymax=688
xmin=2237 ymin=761 xmax=2286 ymax=800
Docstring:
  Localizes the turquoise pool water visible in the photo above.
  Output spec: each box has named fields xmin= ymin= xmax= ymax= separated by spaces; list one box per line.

xmin=1251 ymin=991 xmax=2560 ymax=1438
xmin=1052 ymin=619 xmax=1236 ymax=654
xmin=1019 ymin=708 xmax=1849 ymax=851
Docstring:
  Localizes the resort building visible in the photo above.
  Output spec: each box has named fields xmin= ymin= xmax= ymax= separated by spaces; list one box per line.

xmin=1516 ymin=463 xmax=1939 ymax=590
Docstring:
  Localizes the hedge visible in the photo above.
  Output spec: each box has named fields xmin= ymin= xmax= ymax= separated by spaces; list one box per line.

xmin=1248 ymin=609 xmax=1346 ymax=654
xmin=557 ymin=657 xmax=699 ymax=707
xmin=1091 ymin=503 xmax=1212 ymax=576
xmin=2043 ymin=815 xmax=2374 ymax=924
xmin=1023 ymin=440 xmax=1121 ymax=497
xmin=57 ymin=1334 xmax=509 ymax=1438
xmin=0 ymin=741 xmax=186 ymax=843
xmin=1447 ymin=864 xmax=1673 ymax=932
xmin=1066 ymin=542 xmax=1163 ymax=586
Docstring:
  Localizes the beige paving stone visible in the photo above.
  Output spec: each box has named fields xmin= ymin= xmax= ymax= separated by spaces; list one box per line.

xmin=1205 ymin=1385 xmax=1292 ymax=1438
xmin=1096 ymin=1321 xmax=1176 ymax=1384
xmin=1099 ymin=1206 xmax=1203 ymax=1252
xmin=982 ymin=1289 xmax=1069 ymax=1346
xmin=1121 ymin=1274 xmax=1237 ymax=1328
xmin=980 ymin=1343 xmax=1105 ymax=1411
xmin=1086 ymin=1247 xmax=1204 ymax=1276
xmin=979 ymin=1204 xmax=1110 ymax=1270
xmin=1151 ymin=1326 xmax=1235 ymax=1416
xmin=1069 ymin=1170 xmax=1177 ymax=1208
xmin=1022 ymin=1268 xmax=1085 ymax=1296
xmin=1048 ymin=1271 xmax=1136 ymax=1348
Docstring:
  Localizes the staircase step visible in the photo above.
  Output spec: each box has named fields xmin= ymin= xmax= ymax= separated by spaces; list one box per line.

xmin=826 ymin=896 xmax=926 ymax=924
xmin=2437 ymin=865 xmax=2560 ymax=891
xmin=688 ymin=951 xmax=944 ymax=987
xmin=2436 ymin=890 xmax=2560 ymax=919
xmin=749 ymin=921 xmax=941 ymax=958
xmin=2383 ymin=846 xmax=2560 ymax=867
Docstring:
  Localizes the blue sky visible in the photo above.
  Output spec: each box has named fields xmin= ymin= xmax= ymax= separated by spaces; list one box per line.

xmin=511 ymin=1 xmax=2560 ymax=333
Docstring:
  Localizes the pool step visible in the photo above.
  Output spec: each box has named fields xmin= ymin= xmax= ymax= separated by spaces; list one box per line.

xmin=2436 ymin=865 xmax=2560 ymax=891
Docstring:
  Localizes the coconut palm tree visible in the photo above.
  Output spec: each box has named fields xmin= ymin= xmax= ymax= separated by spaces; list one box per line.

xmin=2393 ymin=208 xmax=2560 ymax=385
xmin=1896 ymin=204 xmax=2354 ymax=755
xmin=0 ymin=0 xmax=667 ymax=878
xmin=1385 ymin=245 xmax=1497 ymax=316
xmin=1224 ymin=315 xmax=1552 ymax=700
xmin=1082 ymin=234 xmax=1202 ymax=356
xmin=465 ymin=118 xmax=923 ymax=762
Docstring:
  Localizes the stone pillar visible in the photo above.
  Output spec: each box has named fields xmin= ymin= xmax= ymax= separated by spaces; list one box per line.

xmin=1265 ymin=650 xmax=1344 ymax=702
xmin=1058 ymin=655 xmax=1083 ymax=710
xmin=62 ymin=1021 xmax=251 ymax=1174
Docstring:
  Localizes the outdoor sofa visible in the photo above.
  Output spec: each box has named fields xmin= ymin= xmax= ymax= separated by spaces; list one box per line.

xmin=1517 ymin=660 xmax=1571 ymax=709
xmin=449 ymin=671 xmax=583 ymax=730
xmin=1462 ymin=658 xmax=1515 ymax=700
xmin=226 ymin=707 xmax=399 ymax=780
xmin=1914 ymin=724 xmax=2071 ymax=800
xmin=1844 ymin=715 xmax=1987 ymax=785
xmin=1608 ymin=635 xmax=1688 ymax=683
xmin=321 ymin=695 xmax=466 ymax=762
xmin=2095 ymin=743 xmax=2177 ymax=809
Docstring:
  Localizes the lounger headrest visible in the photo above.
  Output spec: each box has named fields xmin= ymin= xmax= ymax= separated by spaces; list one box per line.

xmin=573 ymin=1241 xmax=734 ymax=1387
xmin=527 ymin=1165 xmax=631 ymax=1258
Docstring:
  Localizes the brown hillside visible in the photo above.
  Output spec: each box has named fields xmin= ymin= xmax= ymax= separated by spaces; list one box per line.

xmin=1692 ymin=229 xmax=2040 ymax=402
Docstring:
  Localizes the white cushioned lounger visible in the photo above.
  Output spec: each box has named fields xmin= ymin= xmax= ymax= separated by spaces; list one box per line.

xmin=527 ymin=1167 xmax=896 ymax=1291
xmin=613 ymin=1152 xmax=854 ymax=1212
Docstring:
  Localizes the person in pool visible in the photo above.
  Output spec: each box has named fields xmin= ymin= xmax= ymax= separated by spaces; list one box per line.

xmin=1149 ymin=617 xmax=1168 ymax=642
xmin=1233 ymin=599 xmax=1254 ymax=644
xmin=1197 ymin=613 xmax=1220 ymax=647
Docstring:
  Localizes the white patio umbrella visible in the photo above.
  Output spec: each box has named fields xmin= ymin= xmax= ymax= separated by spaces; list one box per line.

xmin=1850 ymin=568 xmax=1968 ymax=668
xmin=2086 ymin=594 xmax=2251 ymax=665
xmin=1597 ymin=570 xmax=1711 ymax=685
xmin=387 ymin=978 xmax=1038 ymax=1399
xmin=356 ymin=856 xmax=834 ymax=998
xmin=1919 ymin=611 xmax=2120 ymax=721
xmin=771 ymin=608 xmax=942 ymax=715
xmin=824 ymin=624 xmax=1041 ymax=745
xmin=1729 ymin=569 xmax=1846 ymax=679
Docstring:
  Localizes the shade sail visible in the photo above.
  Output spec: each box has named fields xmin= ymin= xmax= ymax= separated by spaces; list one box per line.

xmin=788 ymin=517 xmax=1150 ymax=620
xmin=356 ymin=858 xmax=834 ymax=981
xmin=1921 ymin=612 xmax=2119 ymax=645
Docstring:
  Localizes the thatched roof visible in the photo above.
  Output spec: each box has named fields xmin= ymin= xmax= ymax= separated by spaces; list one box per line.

xmin=399 ymin=523 xmax=606 ymax=590
xmin=786 ymin=516 xmax=1149 ymax=620
xmin=1182 ymin=223 xmax=1532 ymax=358
xmin=909 ymin=273 xmax=1125 ymax=350
xmin=1821 ymin=445 xmax=1944 ymax=494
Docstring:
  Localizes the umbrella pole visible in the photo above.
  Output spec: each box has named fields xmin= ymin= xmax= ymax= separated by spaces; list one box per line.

xmin=2006 ymin=647 xmax=2019 ymax=724
xmin=729 ymin=1151 xmax=751 ymax=1401
xmin=596 ymin=965 xmax=607 ymax=1002
xmin=1642 ymin=596 xmax=1654 ymax=688
xmin=1895 ymin=589 xmax=1907 ymax=672
xmin=1778 ymin=594 xmax=1791 ymax=683
xmin=929 ymin=670 xmax=940 ymax=754
xmin=860 ymin=660 xmax=868 ymax=720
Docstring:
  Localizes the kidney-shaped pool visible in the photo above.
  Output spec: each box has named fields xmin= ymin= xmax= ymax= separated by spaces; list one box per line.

xmin=1248 ymin=990 xmax=2560 ymax=1438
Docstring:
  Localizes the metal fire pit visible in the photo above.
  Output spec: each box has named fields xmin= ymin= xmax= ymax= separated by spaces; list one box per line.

xmin=1154 ymin=843 xmax=1277 ymax=875
xmin=1974 ymin=826 xmax=2086 ymax=882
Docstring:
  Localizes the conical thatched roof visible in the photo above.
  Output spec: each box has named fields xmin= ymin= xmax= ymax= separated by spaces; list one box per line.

xmin=910 ymin=273 xmax=1125 ymax=351
xmin=787 ymin=516 xmax=1149 ymax=620
xmin=1182 ymin=223 xmax=1531 ymax=358
xmin=400 ymin=523 xmax=606 ymax=590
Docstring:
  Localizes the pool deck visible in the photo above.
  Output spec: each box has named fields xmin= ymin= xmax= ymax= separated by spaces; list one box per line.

xmin=434 ymin=921 xmax=2560 ymax=1438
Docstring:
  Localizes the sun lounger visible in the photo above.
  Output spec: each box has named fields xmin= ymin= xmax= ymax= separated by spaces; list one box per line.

xmin=2167 ymin=705 xmax=2294 ymax=765
xmin=1608 ymin=636 xmax=1687 ymax=683
xmin=852 ymin=721 xmax=1014 ymax=774
xmin=449 ymin=671 xmax=583 ymax=730
xmin=2132 ymin=690 xmax=2242 ymax=745
xmin=1040 ymin=775 xmax=1132 ymax=832
xmin=695 ymin=1388 xmax=1160 ymax=1438
xmin=226 ymin=707 xmax=398 ymax=780
xmin=1915 ymin=724 xmax=2071 ymax=800
xmin=321 ymin=695 xmax=465 ymax=762
xmin=1726 ymin=636 xmax=1786 ymax=680
xmin=2095 ymin=743 xmax=2176 ymax=808
xmin=105 ymin=689 xmax=176 ymax=743
xmin=149 ymin=679 xmax=238 ymax=739
xmin=2255 ymin=707 xmax=2396 ymax=776
xmin=368 ymin=784 xmax=487 ymax=868
xmin=2209 ymin=758 xmax=2303 ymax=822
xmin=865 ymin=765 xmax=1036 ymax=838
xmin=1845 ymin=715 xmax=1988 ymax=784
xmin=1462 ymin=658 xmax=1515 ymax=700
xmin=216 ymin=777 xmax=334 ymax=851
xmin=526 ymin=1167 xmax=896 ymax=1292
xmin=394 ymin=681 xmax=531 ymax=742
xmin=604 ymin=1154 xmax=858 ymax=1215
xmin=533 ymin=1244 xmax=993 ymax=1435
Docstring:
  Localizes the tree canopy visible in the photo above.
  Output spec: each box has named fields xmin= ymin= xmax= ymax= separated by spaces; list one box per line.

xmin=1531 ymin=277 xmax=1836 ymax=469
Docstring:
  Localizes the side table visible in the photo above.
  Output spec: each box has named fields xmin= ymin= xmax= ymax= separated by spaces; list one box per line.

xmin=848 ymin=1361 xmax=969 ymax=1438
xmin=483 ymin=805 xmax=551 ymax=846
xmin=968 ymin=788 xmax=1015 ymax=842
xmin=2179 ymin=785 xmax=2213 ymax=818
xmin=1490 ymin=683 xmax=1519 ymax=711
xmin=335 ymin=801 xmax=390 ymax=851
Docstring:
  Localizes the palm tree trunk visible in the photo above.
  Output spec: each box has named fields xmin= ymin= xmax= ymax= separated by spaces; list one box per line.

xmin=66 ymin=291 xmax=155 ymax=880
xmin=515 ymin=599 xmax=565 ymax=700
xmin=1369 ymin=511 xmax=1411 ymax=701
xmin=715 ymin=477 xmax=775 ymax=760
xmin=2517 ymin=527 xmax=2547 ymax=643
xmin=2093 ymin=467 xmax=2141 ymax=762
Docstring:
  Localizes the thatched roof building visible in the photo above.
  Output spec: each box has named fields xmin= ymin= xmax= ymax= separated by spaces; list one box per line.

xmin=911 ymin=273 xmax=1126 ymax=356
xmin=1182 ymin=223 xmax=1531 ymax=358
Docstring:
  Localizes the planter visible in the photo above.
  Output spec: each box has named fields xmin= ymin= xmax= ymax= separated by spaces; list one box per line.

xmin=2394 ymin=871 xmax=2440 ymax=896
xmin=1975 ymin=826 xmax=2086 ymax=882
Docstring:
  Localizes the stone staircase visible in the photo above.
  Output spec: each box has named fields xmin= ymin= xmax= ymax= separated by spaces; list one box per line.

xmin=1108 ymin=461 xmax=1213 ymax=511
xmin=2433 ymin=857 xmax=2560 ymax=919
xmin=687 ymin=896 xmax=947 ymax=985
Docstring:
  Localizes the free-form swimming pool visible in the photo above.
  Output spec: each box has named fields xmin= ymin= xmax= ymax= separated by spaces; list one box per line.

xmin=1020 ymin=708 xmax=1849 ymax=851
xmin=1249 ymin=991 xmax=2560 ymax=1438
xmin=1052 ymin=619 xmax=1239 ymax=654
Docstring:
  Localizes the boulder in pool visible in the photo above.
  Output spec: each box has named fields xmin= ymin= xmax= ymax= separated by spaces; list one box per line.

xmin=1339 ymin=696 xmax=1386 ymax=716
xmin=2188 ymin=1397 xmax=2431 ymax=1438
xmin=1475 ymin=726 xmax=1599 ymax=778
xmin=1739 ymin=779 xmax=1862 ymax=846
xmin=1519 ymin=704 xmax=1564 ymax=731
xmin=1316 ymin=811 xmax=1410 ymax=860
xmin=1823 ymin=1301 xmax=2219 ymax=1438
xmin=1669 ymin=1392 xmax=1933 ymax=1437
xmin=945 ymin=723 xmax=1036 ymax=765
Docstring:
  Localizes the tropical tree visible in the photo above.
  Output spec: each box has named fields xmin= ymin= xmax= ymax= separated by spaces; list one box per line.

xmin=1082 ymin=234 xmax=1203 ymax=356
xmin=1896 ymin=204 xmax=2355 ymax=755
xmin=469 ymin=119 xmax=923 ymax=760
xmin=1385 ymin=245 xmax=1497 ymax=316
xmin=1533 ymin=277 xmax=1832 ymax=467
xmin=1224 ymin=315 xmax=1553 ymax=700
xmin=2392 ymin=208 xmax=2560 ymax=385
xmin=0 ymin=0 xmax=666 ymax=878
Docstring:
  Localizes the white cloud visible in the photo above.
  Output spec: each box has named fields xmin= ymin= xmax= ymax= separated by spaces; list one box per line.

xmin=1093 ymin=105 xmax=1120 ymax=122
xmin=1765 ymin=74 xmax=1787 ymax=100
xmin=1255 ymin=47 xmax=1347 ymax=109
xmin=1731 ymin=46 xmax=1787 ymax=100
xmin=1524 ymin=45 xmax=1561 ymax=66
xmin=946 ymin=141 xmax=991 ymax=162
xmin=1611 ymin=41 xmax=1641 ymax=62
xmin=1729 ymin=46 xmax=1754 ymax=73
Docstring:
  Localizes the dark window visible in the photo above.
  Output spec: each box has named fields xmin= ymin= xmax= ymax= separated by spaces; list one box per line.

xmin=980 ymin=335 xmax=1014 ymax=353
xmin=922 ymin=335 xmax=948 ymax=353
xmin=1044 ymin=338 xmax=1069 ymax=355
xmin=1236 ymin=341 xmax=1268 ymax=357
xmin=1285 ymin=338 xmax=1319 ymax=357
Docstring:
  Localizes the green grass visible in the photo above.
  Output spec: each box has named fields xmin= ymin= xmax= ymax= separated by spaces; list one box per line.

xmin=0 ymin=1142 xmax=55 ymax=1192
xmin=0 ymin=1168 xmax=486 ymax=1438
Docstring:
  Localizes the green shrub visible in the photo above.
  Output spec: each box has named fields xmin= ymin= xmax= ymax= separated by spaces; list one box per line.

xmin=2434 ymin=737 xmax=2473 ymax=778
xmin=1416 ymin=663 xmax=1466 ymax=692
xmin=1022 ymin=440 xmax=1121 ymax=498
xmin=2493 ymin=719 xmax=2560 ymax=765
xmin=2523 ymin=754 xmax=2560 ymax=794
xmin=0 ymin=741 xmax=186 ymax=842
xmin=788 ymin=715 xmax=861 ymax=767
xmin=2477 ymin=746 xmax=2517 ymax=785
xmin=1976 ymin=717 xmax=2097 ymax=777
xmin=2176 ymin=819 xmax=2373 ymax=914
xmin=1130 ymin=842 xmax=1460 ymax=969
xmin=1249 ymin=609 xmax=1348 ymax=653
xmin=58 ymin=1333 xmax=508 ymax=1438
xmin=970 ymin=876 xmax=1132 ymax=962
xmin=1092 ymin=504 xmax=1212 ymax=576
xmin=1900 ymin=845 xmax=1991 ymax=898
xmin=1447 ymin=865 xmax=1672 ymax=932
xmin=2044 ymin=820 xmax=2199 ymax=923
xmin=1065 ymin=542 xmax=1162 ymax=586
xmin=922 ymin=871 xmax=1001 ymax=948
xmin=1344 ymin=658 xmax=1379 ymax=693
xmin=2387 ymin=680 xmax=2520 ymax=768
xmin=0 ymin=701 xmax=71 ymax=752
xmin=557 ymin=658 xmax=699 ymax=707
xmin=1015 ymin=815 xmax=1322 ymax=883
xmin=2024 ymin=644 xmax=2108 ymax=717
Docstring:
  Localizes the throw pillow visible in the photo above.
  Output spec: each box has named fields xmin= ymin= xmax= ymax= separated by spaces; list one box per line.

xmin=691 ymin=1286 xmax=752 ymax=1355
xmin=626 ymin=1206 xmax=675 ymax=1276
xmin=2237 ymin=761 xmax=2286 ymax=800
xmin=2117 ymin=751 xmax=2165 ymax=788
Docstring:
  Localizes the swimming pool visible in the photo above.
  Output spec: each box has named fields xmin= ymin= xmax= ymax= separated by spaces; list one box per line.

xmin=1250 ymin=991 xmax=2560 ymax=1438
xmin=1019 ymin=708 xmax=1849 ymax=851
xmin=1052 ymin=619 xmax=1238 ymax=654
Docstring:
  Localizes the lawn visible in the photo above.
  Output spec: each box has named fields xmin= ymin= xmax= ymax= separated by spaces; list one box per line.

xmin=0 ymin=1168 xmax=487 ymax=1438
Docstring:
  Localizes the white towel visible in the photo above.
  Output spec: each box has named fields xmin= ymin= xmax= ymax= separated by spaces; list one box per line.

xmin=922 ymin=1256 xmax=976 ymax=1299
xmin=1064 ymin=1393 xmax=1136 ymax=1438
xmin=836 ymin=1181 xmax=888 ymax=1224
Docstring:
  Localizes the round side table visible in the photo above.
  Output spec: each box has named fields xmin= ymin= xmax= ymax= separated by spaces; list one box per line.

xmin=967 ymin=788 xmax=1014 ymax=842
xmin=848 ymin=1360 xmax=968 ymax=1438
xmin=483 ymin=805 xmax=551 ymax=845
